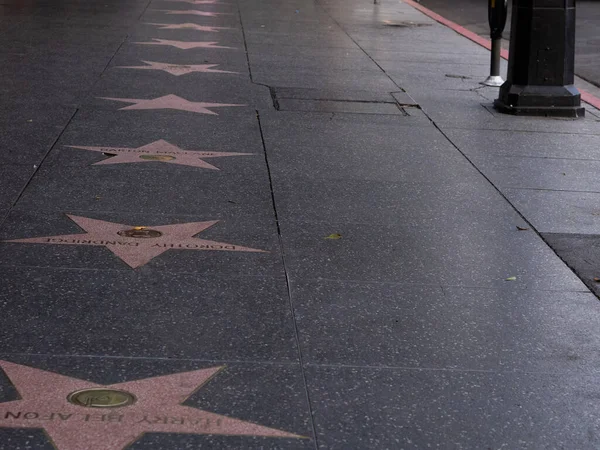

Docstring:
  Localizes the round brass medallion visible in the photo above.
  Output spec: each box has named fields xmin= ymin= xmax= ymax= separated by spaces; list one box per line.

xmin=118 ymin=227 xmax=163 ymax=239
xmin=67 ymin=388 xmax=136 ymax=408
xmin=139 ymin=154 xmax=176 ymax=161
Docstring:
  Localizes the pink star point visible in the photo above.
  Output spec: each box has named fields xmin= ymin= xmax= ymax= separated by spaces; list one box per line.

xmin=133 ymin=38 xmax=235 ymax=50
xmin=65 ymin=139 xmax=253 ymax=169
xmin=4 ymin=215 xmax=267 ymax=268
xmin=154 ymin=9 xmax=231 ymax=17
xmin=115 ymin=60 xmax=237 ymax=76
xmin=0 ymin=361 xmax=302 ymax=450
xmin=99 ymin=94 xmax=246 ymax=115
xmin=145 ymin=22 xmax=230 ymax=31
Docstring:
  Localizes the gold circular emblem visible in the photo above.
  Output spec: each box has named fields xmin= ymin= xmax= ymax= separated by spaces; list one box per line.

xmin=117 ymin=227 xmax=162 ymax=238
xmin=67 ymin=388 xmax=136 ymax=408
xmin=139 ymin=154 xmax=176 ymax=161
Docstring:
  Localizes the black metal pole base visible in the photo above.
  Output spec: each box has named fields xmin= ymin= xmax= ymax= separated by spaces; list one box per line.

xmin=494 ymin=0 xmax=585 ymax=119
xmin=494 ymin=84 xmax=585 ymax=118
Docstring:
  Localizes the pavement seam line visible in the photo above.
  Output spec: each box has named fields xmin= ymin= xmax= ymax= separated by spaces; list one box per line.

xmin=255 ymin=110 xmax=320 ymax=450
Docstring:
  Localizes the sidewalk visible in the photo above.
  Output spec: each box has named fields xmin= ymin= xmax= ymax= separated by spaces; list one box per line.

xmin=1 ymin=0 xmax=600 ymax=448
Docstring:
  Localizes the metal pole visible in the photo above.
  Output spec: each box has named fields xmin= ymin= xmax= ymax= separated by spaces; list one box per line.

xmin=494 ymin=0 xmax=584 ymax=117
xmin=482 ymin=0 xmax=507 ymax=87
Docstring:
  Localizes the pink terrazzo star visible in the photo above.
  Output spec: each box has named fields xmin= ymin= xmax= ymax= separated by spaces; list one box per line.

xmin=115 ymin=60 xmax=237 ymax=76
xmin=66 ymin=139 xmax=252 ymax=169
xmin=134 ymin=38 xmax=234 ymax=49
xmin=154 ymin=9 xmax=230 ymax=16
xmin=0 ymin=361 xmax=301 ymax=450
xmin=4 ymin=215 xmax=266 ymax=268
xmin=165 ymin=0 xmax=224 ymax=4
xmin=146 ymin=22 xmax=230 ymax=31
xmin=99 ymin=94 xmax=245 ymax=115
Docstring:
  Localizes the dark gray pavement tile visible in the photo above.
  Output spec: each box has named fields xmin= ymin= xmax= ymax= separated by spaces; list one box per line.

xmin=15 ymin=164 xmax=273 ymax=216
xmin=0 ymin=269 xmax=295 ymax=361
xmin=252 ymin=69 xmax=398 ymax=92
xmin=0 ymin=165 xmax=34 ymax=210
xmin=271 ymin=87 xmax=395 ymax=103
xmin=443 ymin=128 xmax=600 ymax=160
xmin=504 ymin=188 xmax=600 ymax=235
xmin=246 ymin=44 xmax=366 ymax=60
xmin=260 ymin=112 xmax=439 ymax=152
xmin=244 ymin=31 xmax=356 ymax=49
xmin=249 ymin=53 xmax=381 ymax=73
xmin=469 ymin=154 xmax=600 ymax=192
xmin=265 ymin=134 xmax=481 ymax=183
xmin=0 ymin=210 xmax=282 ymax=275
xmin=140 ymin=10 xmax=242 ymax=28
xmin=116 ymin=42 xmax=251 ymax=69
xmin=306 ymin=366 xmax=600 ymax=449
xmin=89 ymin=70 xmax=271 ymax=111
xmin=279 ymin=220 xmax=585 ymax=290
xmin=0 ymin=120 xmax=68 ymax=166
xmin=277 ymin=99 xmax=405 ymax=115
xmin=272 ymin=178 xmax=524 ymax=228
xmin=0 ymin=356 xmax=312 ymax=449
xmin=53 ymin=108 xmax=264 ymax=157
xmin=294 ymin=280 xmax=600 ymax=372
xmin=383 ymin=61 xmax=499 ymax=78
xmin=542 ymin=233 xmax=600 ymax=298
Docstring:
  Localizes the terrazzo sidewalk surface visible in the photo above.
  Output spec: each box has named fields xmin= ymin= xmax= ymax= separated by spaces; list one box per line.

xmin=2 ymin=0 xmax=600 ymax=448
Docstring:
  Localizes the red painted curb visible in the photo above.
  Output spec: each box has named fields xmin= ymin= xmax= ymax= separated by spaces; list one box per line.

xmin=401 ymin=0 xmax=600 ymax=111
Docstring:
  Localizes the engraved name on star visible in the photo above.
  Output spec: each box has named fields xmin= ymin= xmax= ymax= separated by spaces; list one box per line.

xmin=115 ymin=61 xmax=237 ymax=76
xmin=99 ymin=94 xmax=245 ymax=115
xmin=0 ymin=360 xmax=302 ymax=450
xmin=134 ymin=39 xmax=235 ymax=50
xmin=65 ymin=139 xmax=252 ymax=169
xmin=153 ymin=9 xmax=231 ymax=16
xmin=145 ymin=22 xmax=231 ymax=31
xmin=4 ymin=215 xmax=267 ymax=268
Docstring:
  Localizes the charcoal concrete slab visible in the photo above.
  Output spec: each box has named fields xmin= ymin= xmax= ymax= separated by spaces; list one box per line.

xmin=140 ymin=10 xmax=241 ymax=28
xmin=469 ymin=154 xmax=600 ymax=192
xmin=116 ymin=42 xmax=251 ymax=68
xmin=246 ymin=44 xmax=366 ymax=60
xmin=271 ymin=86 xmax=396 ymax=103
xmin=277 ymin=99 xmax=405 ymax=115
xmin=0 ymin=268 xmax=295 ymax=361
xmin=0 ymin=123 xmax=68 ymax=165
xmin=443 ymin=128 xmax=600 ymax=160
xmin=260 ymin=111 xmax=439 ymax=150
xmin=266 ymin=139 xmax=483 ymax=183
xmin=248 ymin=53 xmax=380 ymax=73
xmin=279 ymin=220 xmax=585 ymax=290
xmin=0 ymin=356 xmax=312 ymax=449
xmin=244 ymin=31 xmax=356 ymax=48
xmin=90 ymin=70 xmax=271 ymax=111
xmin=0 ymin=165 xmax=34 ymax=210
xmin=306 ymin=366 xmax=600 ymax=449
xmin=0 ymin=210 xmax=282 ymax=275
xmin=15 ymin=163 xmax=273 ymax=216
xmin=271 ymin=178 xmax=526 ymax=228
xmin=252 ymin=69 xmax=398 ymax=92
xmin=293 ymin=279 xmax=600 ymax=371
xmin=503 ymin=188 xmax=600 ymax=235
xmin=53 ymin=108 xmax=264 ymax=157
xmin=542 ymin=233 xmax=600 ymax=298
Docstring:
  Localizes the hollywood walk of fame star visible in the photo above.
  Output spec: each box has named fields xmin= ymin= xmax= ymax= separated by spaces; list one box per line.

xmin=164 ymin=0 xmax=224 ymax=4
xmin=145 ymin=22 xmax=230 ymax=31
xmin=115 ymin=60 xmax=238 ymax=76
xmin=4 ymin=215 xmax=267 ymax=268
xmin=99 ymin=94 xmax=245 ymax=115
xmin=0 ymin=360 xmax=302 ymax=450
xmin=65 ymin=139 xmax=252 ymax=169
xmin=134 ymin=38 xmax=235 ymax=50
xmin=153 ymin=9 xmax=230 ymax=16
